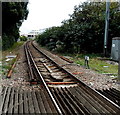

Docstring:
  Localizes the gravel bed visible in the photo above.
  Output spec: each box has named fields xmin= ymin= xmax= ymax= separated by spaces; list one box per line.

xmin=1 ymin=42 xmax=120 ymax=91
xmin=1 ymin=43 xmax=40 ymax=91
xmin=63 ymin=64 xmax=120 ymax=90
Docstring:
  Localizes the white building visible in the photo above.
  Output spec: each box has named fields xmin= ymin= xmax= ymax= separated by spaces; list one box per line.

xmin=27 ymin=30 xmax=40 ymax=39
xmin=27 ymin=29 xmax=47 ymax=39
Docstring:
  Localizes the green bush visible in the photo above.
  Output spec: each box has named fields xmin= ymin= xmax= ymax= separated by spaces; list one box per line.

xmin=2 ymin=33 xmax=15 ymax=50
xmin=19 ymin=36 xmax=27 ymax=41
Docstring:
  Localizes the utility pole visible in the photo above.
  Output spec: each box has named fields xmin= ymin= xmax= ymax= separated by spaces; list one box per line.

xmin=104 ymin=0 xmax=110 ymax=57
xmin=118 ymin=8 xmax=120 ymax=82
xmin=118 ymin=59 xmax=120 ymax=82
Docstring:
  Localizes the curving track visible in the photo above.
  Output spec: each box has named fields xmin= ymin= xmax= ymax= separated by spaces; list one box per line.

xmin=24 ymin=41 xmax=120 ymax=114
xmin=1 ymin=41 xmax=120 ymax=114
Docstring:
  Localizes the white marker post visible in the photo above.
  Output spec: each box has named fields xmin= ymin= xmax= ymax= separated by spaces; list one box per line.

xmin=85 ymin=56 xmax=90 ymax=69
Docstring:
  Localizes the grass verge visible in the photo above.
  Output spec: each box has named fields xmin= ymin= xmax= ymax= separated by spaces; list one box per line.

xmin=60 ymin=53 xmax=118 ymax=74
xmin=1 ymin=41 xmax=24 ymax=77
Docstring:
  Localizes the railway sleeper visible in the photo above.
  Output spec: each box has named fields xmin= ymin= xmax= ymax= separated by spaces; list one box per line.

xmin=65 ymin=87 xmax=92 ymax=115
xmin=75 ymin=86 xmax=106 ymax=114
xmin=80 ymin=85 xmax=120 ymax=114
xmin=97 ymin=89 xmax=120 ymax=107
xmin=53 ymin=88 xmax=73 ymax=114
xmin=61 ymin=88 xmax=87 ymax=115
xmin=1 ymin=87 xmax=58 ymax=114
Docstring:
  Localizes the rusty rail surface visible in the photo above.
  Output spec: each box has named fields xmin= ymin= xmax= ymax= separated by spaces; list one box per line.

xmin=6 ymin=55 xmax=19 ymax=78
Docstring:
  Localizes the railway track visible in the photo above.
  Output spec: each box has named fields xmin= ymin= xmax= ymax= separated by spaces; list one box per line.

xmin=1 ymin=41 xmax=120 ymax=114
xmin=25 ymin=41 xmax=120 ymax=114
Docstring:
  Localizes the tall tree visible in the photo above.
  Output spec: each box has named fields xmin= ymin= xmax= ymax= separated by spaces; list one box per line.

xmin=2 ymin=2 xmax=29 ymax=50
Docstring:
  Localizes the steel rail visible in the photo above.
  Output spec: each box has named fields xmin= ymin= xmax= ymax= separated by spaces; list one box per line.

xmin=25 ymin=42 xmax=63 ymax=114
xmin=24 ymin=43 xmax=35 ymax=82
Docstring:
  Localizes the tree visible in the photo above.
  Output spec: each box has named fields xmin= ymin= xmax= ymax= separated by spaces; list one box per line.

xmin=2 ymin=2 xmax=29 ymax=50
xmin=19 ymin=35 xmax=27 ymax=41
xmin=37 ymin=1 xmax=120 ymax=54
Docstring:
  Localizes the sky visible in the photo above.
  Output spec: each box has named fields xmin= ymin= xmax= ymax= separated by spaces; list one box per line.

xmin=19 ymin=0 xmax=86 ymax=35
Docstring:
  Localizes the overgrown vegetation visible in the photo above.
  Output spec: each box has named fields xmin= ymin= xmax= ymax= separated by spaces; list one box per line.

xmin=36 ymin=2 xmax=120 ymax=54
xmin=2 ymin=41 xmax=24 ymax=60
xmin=2 ymin=2 xmax=28 ymax=50
xmin=7 ymin=41 xmax=24 ymax=52
xmin=73 ymin=55 xmax=118 ymax=73
xmin=60 ymin=53 xmax=118 ymax=74
xmin=1 ymin=41 xmax=24 ymax=77
xmin=19 ymin=35 xmax=27 ymax=41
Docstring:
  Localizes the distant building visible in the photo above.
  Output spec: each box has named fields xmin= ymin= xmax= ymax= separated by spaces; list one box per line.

xmin=27 ymin=30 xmax=40 ymax=40
xmin=27 ymin=29 xmax=47 ymax=40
